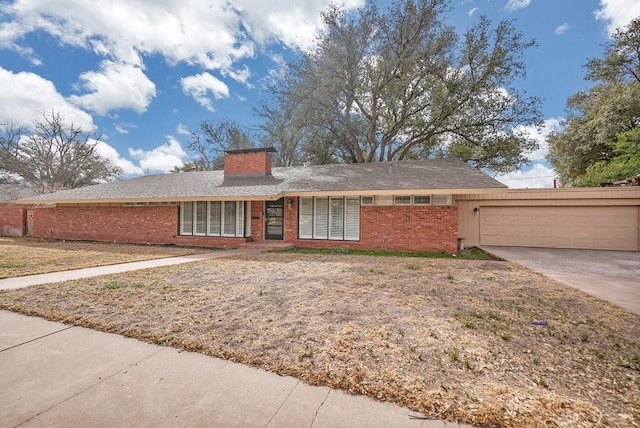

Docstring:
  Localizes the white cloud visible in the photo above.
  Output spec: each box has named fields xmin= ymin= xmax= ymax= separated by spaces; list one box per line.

xmin=497 ymin=163 xmax=557 ymax=189
xmin=505 ymin=0 xmax=532 ymax=12
xmin=223 ymin=65 xmax=252 ymax=86
xmin=513 ymin=117 xmax=563 ymax=162
xmin=128 ymin=136 xmax=187 ymax=173
xmin=94 ymin=140 xmax=144 ymax=176
xmin=0 ymin=0 xmax=365 ymax=70
xmin=68 ymin=61 xmax=157 ymax=115
xmin=554 ymin=23 xmax=570 ymax=36
xmin=176 ymin=124 xmax=191 ymax=136
xmin=595 ymin=0 xmax=640 ymax=35
xmin=496 ymin=118 xmax=564 ymax=189
xmin=0 ymin=66 xmax=94 ymax=130
xmin=468 ymin=7 xmax=479 ymax=17
xmin=180 ymin=72 xmax=230 ymax=111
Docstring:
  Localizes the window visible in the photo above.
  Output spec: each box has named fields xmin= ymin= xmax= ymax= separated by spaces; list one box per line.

xmin=180 ymin=202 xmax=193 ymax=235
xmin=361 ymin=196 xmax=374 ymax=205
xmin=413 ymin=195 xmax=431 ymax=205
xmin=313 ymin=197 xmax=328 ymax=239
xmin=208 ymin=202 xmax=221 ymax=235
xmin=300 ymin=196 xmax=360 ymax=241
xmin=299 ymin=198 xmax=313 ymax=239
xmin=433 ymin=194 xmax=453 ymax=205
xmin=179 ymin=201 xmax=247 ymax=237
xmin=195 ymin=201 xmax=207 ymax=235
xmin=223 ymin=201 xmax=236 ymax=236
xmin=394 ymin=195 xmax=411 ymax=205
xmin=329 ymin=198 xmax=344 ymax=240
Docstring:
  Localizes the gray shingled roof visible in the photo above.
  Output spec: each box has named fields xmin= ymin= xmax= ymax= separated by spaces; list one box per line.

xmin=17 ymin=158 xmax=506 ymax=204
xmin=0 ymin=184 xmax=37 ymax=203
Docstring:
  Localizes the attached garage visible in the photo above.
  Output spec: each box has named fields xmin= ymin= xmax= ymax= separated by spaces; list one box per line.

xmin=457 ymin=188 xmax=640 ymax=252
xmin=479 ymin=206 xmax=639 ymax=251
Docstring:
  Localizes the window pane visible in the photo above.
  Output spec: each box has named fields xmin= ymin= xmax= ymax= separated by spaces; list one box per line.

xmin=361 ymin=196 xmax=373 ymax=205
xmin=329 ymin=198 xmax=344 ymax=240
xmin=236 ymin=201 xmax=245 ymax=237
xmin=180 ymin=202 xmax=193 ymax=235
xmin=208 ymin=201 xmax=221 ymax=235
xmin=223 ymin=201 xmax=236 ymax=236
xmin=394 ymin=195 xmax=411 ymax=205
xmin=313 ymin=197 xmax=328 ymax=239
xmin=299 ymin=197 xmax=313 ymax=239
xmin=413 ymin=195 xmax=431 ymax=205
xmin=344 ymin=197 xmax=360 ymax=241
xmin=195 ymin=201 xmax=207 ymax=235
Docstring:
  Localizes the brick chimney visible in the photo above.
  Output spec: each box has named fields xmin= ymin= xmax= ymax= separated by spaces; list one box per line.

xmin=223 ymin=147 xmax=276 ymax=177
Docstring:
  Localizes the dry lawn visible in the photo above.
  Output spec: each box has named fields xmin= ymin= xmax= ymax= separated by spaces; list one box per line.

xmin=0 ymin=237 xmax=210 ymax=278
xmin=1 ymin=251 xmax=639 ymax=427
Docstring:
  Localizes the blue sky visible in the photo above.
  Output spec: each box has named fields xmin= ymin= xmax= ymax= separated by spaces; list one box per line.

xmin=1 ymin=0 xmax=638 ymax=187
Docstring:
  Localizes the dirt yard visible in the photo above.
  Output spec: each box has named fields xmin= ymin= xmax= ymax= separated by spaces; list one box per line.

xmin=0 ymin=237 xmax=210 ymax=278
xmin=0 ymin=248 xmax=638 ymax=427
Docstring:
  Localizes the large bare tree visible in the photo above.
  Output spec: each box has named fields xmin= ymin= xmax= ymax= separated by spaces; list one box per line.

xmin=0 ymin=111 xmax=122 ymax=194
xmin=173 ymin=118 xmax=255 ymax=172
xmin=259 ymin=0 xmax=542 ymax=173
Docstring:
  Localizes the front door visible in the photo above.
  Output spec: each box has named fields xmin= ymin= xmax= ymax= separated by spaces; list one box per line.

xmin=265 ymin=199 xmax=284 ymax=240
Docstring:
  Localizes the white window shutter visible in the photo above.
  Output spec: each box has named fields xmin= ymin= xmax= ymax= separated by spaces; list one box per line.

xmin=208 ymin=201 xmax=221 ymax=236
xmin=313 ymin=197 xmax=328 ymax=239
xmin=299 ymin=197 xmax=313 ymax=239
xmin=329 ymin=197 xmax=344 ymax=240
xmin=344 ymin=197 xmax=360 ymax=241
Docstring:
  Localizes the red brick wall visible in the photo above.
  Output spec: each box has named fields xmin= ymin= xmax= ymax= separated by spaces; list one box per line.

xmin=0 ymin=204 xmax=26 ymax=236
xmin=251 ymin=201 xmax=265 ymax=241
xmin=29 ymin=199 xmax=458 ymax=253
xmin=32 ymin=205 xmax=178 ymax=244
xmin=280 ymin=199 xmax=458 ymax=253
xmin=358 ymin=205 xmax=457 ymax=252
xmin=224 ymin=151 xmax=272 ymax=176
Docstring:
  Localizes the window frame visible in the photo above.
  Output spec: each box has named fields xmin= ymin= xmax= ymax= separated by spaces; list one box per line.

xmin=299 ymin=196 xmax=360 ymax=241
xmin=394 ymin=195 xmax=411 ymax=205
xmin=413 ymin=195 xmax=432 ymax=205
xmin=179 ymin=201 xmax=247 ymax=238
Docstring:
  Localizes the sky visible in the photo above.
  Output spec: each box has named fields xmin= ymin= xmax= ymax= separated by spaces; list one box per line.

xmin=0 ymin=0 xmax=639 ymax=188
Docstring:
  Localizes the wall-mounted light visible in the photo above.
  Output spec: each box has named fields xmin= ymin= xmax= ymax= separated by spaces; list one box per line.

xmin=473 ymin=207 xmax=480 ymax=212
xmin=287 ymin=199 xmax=294 ymax=209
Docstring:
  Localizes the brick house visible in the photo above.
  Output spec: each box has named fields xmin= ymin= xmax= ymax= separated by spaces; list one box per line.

xmin=0 ymin=185 xmax=36 ymax=236
xmin=15 ymin=148 xmax=506 ymax=253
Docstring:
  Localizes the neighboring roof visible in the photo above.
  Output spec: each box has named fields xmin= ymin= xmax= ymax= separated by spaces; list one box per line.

xmin=16 ymin=158 xmax=507 ymax=204
xmin=0 ymin=184 xmax=38 ymax=204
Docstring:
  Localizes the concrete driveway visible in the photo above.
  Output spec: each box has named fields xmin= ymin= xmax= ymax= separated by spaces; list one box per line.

xmin=481 ymin=246 xmax=640 ymax=316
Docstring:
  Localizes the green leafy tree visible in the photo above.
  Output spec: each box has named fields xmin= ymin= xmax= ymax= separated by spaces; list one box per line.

xmin=173 ymin=118 xmax=255 ymax=172
xmin=258 ymin=0 xmax=542 ymax=173
xmin=581 ymin=128 xmax=640 ymax=186
xmin=548 ymin=18 xmax=640 ymax=186
xmin=0 ymin=111 xmax=122 ymax=194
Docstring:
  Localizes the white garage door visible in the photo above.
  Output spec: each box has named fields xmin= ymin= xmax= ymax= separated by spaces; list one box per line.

xmin=480 ymin=206 xmax=639 ymax=251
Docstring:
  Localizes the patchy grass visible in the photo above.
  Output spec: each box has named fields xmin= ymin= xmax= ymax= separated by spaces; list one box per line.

xmin=282 ymin=246 xmax=496 ymax=260
xmin=1 ymin=252 xmax=638 ymax=427
xmin=0 ymin=237 xmax=211 ymax=278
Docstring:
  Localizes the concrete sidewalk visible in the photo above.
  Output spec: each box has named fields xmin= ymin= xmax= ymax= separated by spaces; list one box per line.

xmin=0 ymin=310 xmax=465 ymax=427
xmin=0 ymin=249 xmax=259 ymax=290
